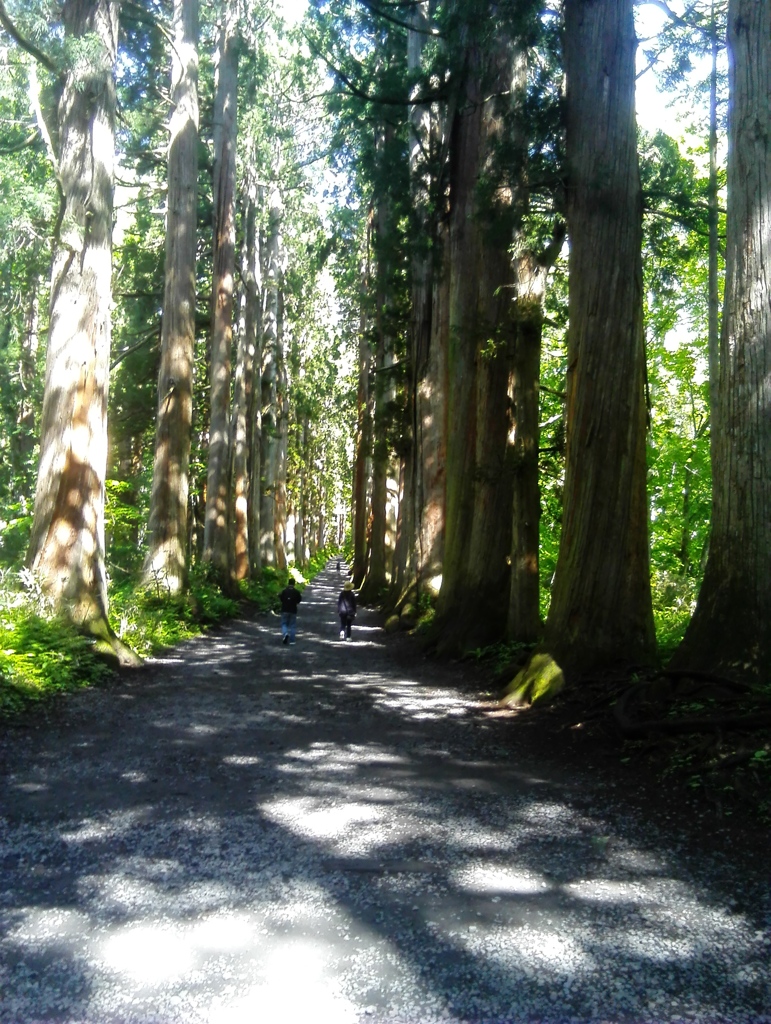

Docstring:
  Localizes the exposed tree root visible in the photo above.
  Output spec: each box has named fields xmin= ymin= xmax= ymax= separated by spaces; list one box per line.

xmin=613 ymin=675 xmax=771 ymax=738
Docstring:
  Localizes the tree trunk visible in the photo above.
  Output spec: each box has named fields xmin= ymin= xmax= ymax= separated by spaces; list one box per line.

xmin=507 ymin=283 xmax=542 ymax=643
xmin=360 ymin=188 xmax=394 ymax=602
xmin=432 ymin=46 xmax=485 ymax=639
xmin=27 ymin=0 xmax=139 ymax=665
xmin=230 ymin=186 xmax=257 ymax=581
xmin=672 ymin=0 xmax=771 ymax=682
xmin=246 ymin=185 xmax=263 ymax=579
xmin=544 ymin=0 xmax=655 ymax=674
xmin=144 ymin=0 xmax=198 ymax=594
xmin=274 ymin=289 xmax=288 ymax=570
xmin=352 ymin=293 xmax=371 ymax=587
xmin=391 ymin=1 xmax=432 ymax=607
xmin=417 ymin=221 xmax=448 ymax=592
xmin=259 ymin=188 xmax=281 ymax=567
xmin=294 ymin=413 xmax=308 ymax=567
xmin=202 ymin=3 xmax=238 ymax=581
xmin=433 ymin=31 xmax=525 ymax=654
xmin=707 ymin=1 xmax=721 ymax=468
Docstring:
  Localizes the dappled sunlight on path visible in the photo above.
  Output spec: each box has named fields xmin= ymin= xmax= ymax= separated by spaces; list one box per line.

xmin=1 ymin=561 xmax=769 ymax=1023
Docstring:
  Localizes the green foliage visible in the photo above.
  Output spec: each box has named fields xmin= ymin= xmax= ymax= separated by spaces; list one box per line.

xmin=470 ymin=638 xmax=534 ymax=676
xmin=0 ymin=576 xmax=113 ymax=716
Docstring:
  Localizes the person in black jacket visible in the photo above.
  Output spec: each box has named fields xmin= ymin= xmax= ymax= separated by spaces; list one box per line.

xmin=337 ymin=581 xmax=357 ymax=641
xmin=278 ymin=579 xmax=302 ymax=645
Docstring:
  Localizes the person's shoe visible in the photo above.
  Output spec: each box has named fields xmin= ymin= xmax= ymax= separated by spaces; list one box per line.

xmin=339 ymin=630 xmax=345 ymax=640
xmin=289 ymin=641 xmax=296 ymax=646
xmin=282 ymin=634 xmax=289 ymax=645
xmin=345 ymin=636 xmax=351 ymax=642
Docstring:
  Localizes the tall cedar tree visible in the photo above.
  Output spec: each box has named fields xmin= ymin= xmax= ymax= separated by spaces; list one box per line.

xmin=433 ymin=20 xmax=522 ymax=653
xmin=260 ymin=188 xmax=281 ymax=567
xmin=543 ymin=0 xmax=656 ymax=673
xmin=203 ymin=2 xmax=238 ymax=579
xmin=144 ymin=0 xmax=199 ymax=594
xmin=672 ymin=0 xmax=771 ymax=681
xmin=27 ymin=0 xmax=140 ymax=665
xmin=391 ymin=0 xmax=445 ymax=608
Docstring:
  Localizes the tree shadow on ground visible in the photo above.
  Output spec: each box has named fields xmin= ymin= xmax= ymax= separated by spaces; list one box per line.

xmin=0 ymin=564 xmax=769 ymax=1022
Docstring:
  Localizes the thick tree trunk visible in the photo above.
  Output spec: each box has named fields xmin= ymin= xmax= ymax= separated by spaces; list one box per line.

xmin=433 ymin=51 xmax=484 ymax=636
xmin=507 ymin=284 xmax=542 ymax=643
xmin=352 ymin=297 xmax=371 ymax=587
xmin=707 ymin=3 xmax=721 ymax=466
xmin=230 ymin=193 xmax=257 ymax=581
xmin=434 ymin=32 xmax=523 ymax=654
xmin=391 ymin=2 xmax=432 ymax=607
xmin=203 ymin=5 xmax=237 ymax=581
xmin=360 ymin=192 xmax=394 ymax=602
xmin=246 ymin=188 xmax=263 ymax=579
xmin=544 ymin=0 xmax=655 ymax=674
xmin=294 ymin=413 xmax=308 ymax=567
xmin=259 ymin=189 xmax=281 ymax=567
xmin=144 ymin=0 xmax=198 ymax=594
xmin=672 ymin=0 xmax=771 ymax=682
xmin=417 ymin=223 xmax=448 ymax=592
xmin=274 ymin=290 xmax=288 ymax=570
xmin=27 ymin=0 xmax=139 ymax=665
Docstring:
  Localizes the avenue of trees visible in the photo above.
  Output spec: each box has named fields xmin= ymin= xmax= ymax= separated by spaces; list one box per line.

xmin=0 ymin=0 xmax=768 ymax=694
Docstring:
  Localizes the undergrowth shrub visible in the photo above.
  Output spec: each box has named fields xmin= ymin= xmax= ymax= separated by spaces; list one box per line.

xmin=0 ymin=573 xmax=113 ymax=716
xmin=652 ymin=570 xmax=698 ymax=659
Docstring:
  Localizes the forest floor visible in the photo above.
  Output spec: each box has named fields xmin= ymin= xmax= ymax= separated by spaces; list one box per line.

xmin=0 ymin=562 xmax=769 ymax=1024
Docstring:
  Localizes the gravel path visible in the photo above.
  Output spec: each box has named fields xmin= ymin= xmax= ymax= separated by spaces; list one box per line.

xmin=1 ymin=562 xmax=769 ymax=1024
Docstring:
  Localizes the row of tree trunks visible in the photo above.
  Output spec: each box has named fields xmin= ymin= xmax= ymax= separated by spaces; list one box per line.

xmin=672 ymin=0 xmax=771 ymax=682
xmin=361 ymin=0 xmax=660 ymax=678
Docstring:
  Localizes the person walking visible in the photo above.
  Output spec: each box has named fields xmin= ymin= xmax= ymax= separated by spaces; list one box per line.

xmin=278 ymin=578 xmax=302 ymax=645
xmin=337 ymin=581 xmax=357 ymax=641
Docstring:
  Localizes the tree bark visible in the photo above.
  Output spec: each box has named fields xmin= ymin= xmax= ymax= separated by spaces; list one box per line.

xmin=432 ymin=47 xmax=484 ymax=637
xmin=707 ymin=0 xmax=720 ymax=467
xmin=543 ymin=0 xmax=655 ymax=674
xmin=360 ymin=181 xmax=395 ymax=602
xmin=672 ymin=0 xmax=771 ymax=682
xmin=259 ymin=188 xmax=281 ymax=567
xmin=203 ymin=3 xmax=238 ymax=581
xmin=144 ymin=0 xmax=199 ymax=594
xmin=352 ymin=285 xmax=372 ymax=587
xmin=230 ymin=183 xmax=257 ymax=581
xmin=434 ymin=30 xmax=523 ymax=654
xmin=274 ymin=288 xmax=288 ymax=570
xmin=417 ymin=220 xmax=448 ymax=592
xmin=507 ymin=281 xmax=543 ymax=643
xmin=246 ymin=185 xmax=263 ymax=579
xmin=27 ymin=0 xmax=139 ymax=665
xmin=391 ymin=1 xmax=432 ymax=607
